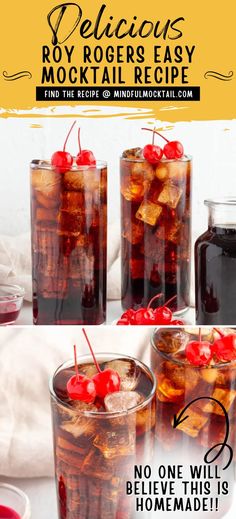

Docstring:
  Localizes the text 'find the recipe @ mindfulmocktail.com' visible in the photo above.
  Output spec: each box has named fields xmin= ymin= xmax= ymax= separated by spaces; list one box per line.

xmin=35 ymin=86 xmax=200 ymax=101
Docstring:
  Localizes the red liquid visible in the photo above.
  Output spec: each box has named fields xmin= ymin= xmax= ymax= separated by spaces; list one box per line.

xmin=0 ymin=505 xmax=20 ymax=519
xmin=0 ymin=302 xmax=20 ymax=325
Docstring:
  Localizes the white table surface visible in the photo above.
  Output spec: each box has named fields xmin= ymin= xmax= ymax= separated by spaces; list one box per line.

xmin=14 ymin=300 xmax=195 ymax=326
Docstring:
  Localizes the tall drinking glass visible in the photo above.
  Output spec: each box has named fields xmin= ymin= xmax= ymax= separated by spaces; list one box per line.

xmin=31 ymin=160 xmax=107 ymax=325
xmin=120 ymin=150 xmax=192 ymax=313
xmin=50 ymin=353 xmax=156 ymax=519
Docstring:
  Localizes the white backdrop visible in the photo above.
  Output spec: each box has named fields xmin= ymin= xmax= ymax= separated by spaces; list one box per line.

xmin=0 ymin=110 xmax=236 ymax=238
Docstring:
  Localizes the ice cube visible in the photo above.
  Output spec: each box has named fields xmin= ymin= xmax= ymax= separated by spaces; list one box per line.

xmin=131 ymin=162 xmax=154 ymax=181
xmin=38 ymin=253 xmax=68 ymax=277
xmin=60 ymin=191 xmax=84 ymax=213
xmin=166 ymin=362 xmax=200 ymax=393
xmin=167 ymin=160 xmax=190 ymax=183
xmin=157 ymin=181 xmax=183 ymax=209
xmin=155 ymin=329 xmax=189 ymax=354
xmin=121 ymin=161 xmax=154 ymax=202
xmin=36 ymin=207 xmax=58 ymax=223
xmin=82 ymin=448 xmax=115 ymax=480
xmin=129 ymin=258 xmax=144 ymax=279
xmin=93 ymin=427 xmax=135 ymax=458
xmin=79 ymin=363 xmax=98 ymax=379
xmin=61 ymin=414 xmax=95 ymax=439
xmin=122 ymin=147 xmax=143 ymax=159
xmin=58 ymin=210 xmax=84 ymax=236
xmin=136 ymin=201 xmax=163 ymax=226
xmin=57 ymin=435 xmax=86 ymax=456
xmin=201 ymin=388 xmax=236 ymax=415
xmin=63 ymin=168 xmax=100 ymax=192
xmin=106 ymin=359 xmax=140 ymax=391
xmin=122 ymin=219 xmax=144 ymax=245
xmin=174 ymin=407 xmax=209 ymax=437
xmin=33 ymin=228 xmax=58 ymax=253
xmin=35 ymin=191 xmax=59 ymax=209
xmin=56 ymin=446 xmax=84 ymax=469
xmin=121 ymin=178 xmax=148 ymax=202
xmin=155 ymin=163 xmax=169 ymax=182
xmin=200 ymin=368 xmax=218 ymax=384
xmin=31 ymin=169 xmax=60 ymax=200
xmin=104 ymin=391 xmax=142 ymax=412
xmin=156 ymin=221 xmax=181 ymax=244
xmin=214 ymin=368 xmax=235 ymax=386
xmin=157 ymin=374 xmax=184 ymax=403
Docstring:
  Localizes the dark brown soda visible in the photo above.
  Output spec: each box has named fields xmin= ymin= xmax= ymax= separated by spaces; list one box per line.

xmin=51 ymin=358 xmax=156 ymax=519
xmin=151 ymin=328 xmax=236 ymax=454
xmin=195 ymin=226 xmax=236 ymax=324
xmin=31 ymin=161 xmax=107 ymax=325
xmin=120 ymin=152 xmax=191 ymax=313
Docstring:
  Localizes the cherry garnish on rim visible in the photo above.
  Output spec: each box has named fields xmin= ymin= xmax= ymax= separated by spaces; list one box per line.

xmin=142 ymin=127 xmax=184 ymax=160
xmin=185 ymin=328 xmax=213 ymax=366
xmin=213 ymin=328 xmax=236 ymax=361
xmin=67 ymin=345 xmax=96 ymax=403
xmin=82 ymin=328 xmax=120 ymax=398
xmin=142 ymin=127 xmax=163 ymax=164
xmin=76 ymin=128 xmax=96 ymax=166
xmin=51 ymin=120 xmax=75 ymax=172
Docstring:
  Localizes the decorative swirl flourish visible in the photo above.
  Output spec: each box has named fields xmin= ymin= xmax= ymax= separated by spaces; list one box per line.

xmin=204 ymin=70 xmax=234 ymax=81
xmin=2 ymin=70 xmax=32 ymax=81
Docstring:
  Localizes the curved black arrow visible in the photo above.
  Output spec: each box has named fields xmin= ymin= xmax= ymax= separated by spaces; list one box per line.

xmin=173 ymin=396 xmax=233 ymax=470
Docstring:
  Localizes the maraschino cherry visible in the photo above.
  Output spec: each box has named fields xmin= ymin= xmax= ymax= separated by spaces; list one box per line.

xmin=185 ymin=329 xmax=213 ymax=366
xmin=76 ymin=128 xmax=96 ymax=166
xmin=142 ymin=127 xmax=184 ymax=160
xmin=51 ymin=120 xmax=75 ymax=172
xmin=213 ymin=329 xmax=236 ymax=361
xmin=67 ymin=344 xmax=96 ymax=403
xmin=117 ymin=294 xmax=185 ymax=326
xmin=142 ymin=127 xmax=163 ymax=164
xmin=82 ymin=329 xmax=120 ymax=398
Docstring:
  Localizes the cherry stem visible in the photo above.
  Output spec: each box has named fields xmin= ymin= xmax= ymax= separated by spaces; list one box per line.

xmin=213 ymin=327 xmax=224 ymax=338
xmin=147 ymin=292 xmax=163 ymax=309
xmin=63 ymin=120 xmax=76 ymax=152
xmin=82 ymin=328 xmax=101 ymax=373
xmin=78 ymin=128 xmax=82 ymax=154
xmin=73 ymin=344 xmax=79 ymax=381
xmin=199 ymin=328 xmax=202 ymax=343
xmin=152 ymin=127 xmax=155 ymax=146
xmin=141 ymin=127 xmax=169 ymax=144
xmin=164 ymin=294 xmax=177 ymax=308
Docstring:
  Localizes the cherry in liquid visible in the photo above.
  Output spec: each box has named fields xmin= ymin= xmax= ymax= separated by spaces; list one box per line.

xmin=195 ymin=225 xmax=236 ymax=324
xmin=0 ymin=505 xmax=21 ymax=519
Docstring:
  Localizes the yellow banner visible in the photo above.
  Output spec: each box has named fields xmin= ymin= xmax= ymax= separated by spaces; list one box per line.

xmin=0 ymin=0 xmax=235 ymax=120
